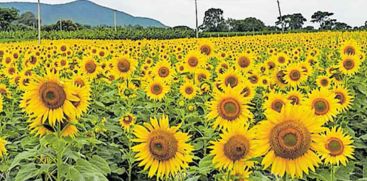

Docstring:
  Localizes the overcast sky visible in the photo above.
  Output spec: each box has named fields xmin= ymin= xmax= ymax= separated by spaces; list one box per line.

xmin=0 ymin=0 xmax=366 ymax=28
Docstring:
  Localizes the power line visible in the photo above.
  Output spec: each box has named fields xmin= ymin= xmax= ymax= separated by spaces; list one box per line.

xmin=37 ymin=0 xmax=41 ymax=44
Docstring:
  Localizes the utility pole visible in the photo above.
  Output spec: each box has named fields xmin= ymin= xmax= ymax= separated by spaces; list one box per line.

xmin=37 ymin=0 xmax=41 ymax=44
xmin=195 ymin=0 xmax=199 ymax=38
xmin=114 ymin=10 xmax=117 ymax=31
xmin=276 ymin=0 xmax=284 ymax=32
xmin=60 ymin=19 xmax=62 ymax=31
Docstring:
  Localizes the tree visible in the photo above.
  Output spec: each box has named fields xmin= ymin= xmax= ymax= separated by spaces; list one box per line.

xmin=0 ymin=8 xmax=19 ymax=30
xmin=200 ymin=8 xmax=227 ymax=32
xmin=311 ymin=11 xmax=334 ymax=29
xmin=276 ymin=13 xmax=306 ymax=30
xmin=227 ymin=17 xmax=265 ymax=32
xmin=333 ymin=22 xmax=351 ymax=30
xmin=16 ymin=11 xmax=37 ymax=28
xmin=43 ymin=20 xmax=81 ymax=31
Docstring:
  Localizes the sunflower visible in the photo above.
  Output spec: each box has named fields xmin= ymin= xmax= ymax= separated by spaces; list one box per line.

xmin=28 ymin=116 xmax=78 ymax=138
xmin=333 ymin=86 xmax=353 ymax=112
xmin=179 ymin=81 xmax=197 ymax=100
xmin=0 ymin=84 xmax=11 ymax=98
xmin=61 ymin=123 xmax=78 ymax=138
xmin=314 ymin=127 xmax=354 ymax=166
xmin=284 ymin=64 xmax=307 ymax=87
xmin=20 ymin=71 xmax=79 ymax=126
xmin=195 ymin=68 xmax=211 ymax=83
xmin=273 ymin=52 xmax=289 ymax=65
xmin=316 ymin=75 xmax=331 ymax=88
xmin=207 ymin=86 xmax=253 ymax=129
xmin=0 ymin=137 xmax=7 ymax=159
xmin=198 ymin=39 xmax=214 ymax=56
xmin=184 ymin=51 xmax=205 ymax=73
xmin=340 ymin=39 xmax=361 ymax=56
xmin=152 ymin=59 xmax=174 ymax=80
xmin=272 ymin=68 xmax=287 ymax=89
xmin=111 ymin=56 xmax=137 ymax=79
xmin=264 ymin=91 xmax=290 ymax=116
xmin=70 ymin=80 xmax=91 ymax=118
xmin=235 ymin=53 xmax=254 ymax=71
xmin=306 ymin=88 xmax=340 ymax=123
xmin=217 ymin=68 xmax=243 ymax=89
xmin=80 ymin=57 xmax=100 ymax=79
xmin=119 ymin=113 xmax=136 ymax=131
xmin=118 ymin=81 xmax=138 ymax=99
xmin=145 ymin=78 xmax=170 ymax=101
xmin=286 ymin=89 xmax=304 ymax=105
xmin=256 ymin=105 xmax=323 ymax=178
xmin=339 ymin=54 xmax=361 ymax=75
xmin=132 ymin=115 xmax=194 ymax=179
xmin=210 ymin=124 xmax=259 ymax=172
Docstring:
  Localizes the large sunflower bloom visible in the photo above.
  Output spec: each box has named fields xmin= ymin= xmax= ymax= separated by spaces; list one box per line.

xmin=132 ymin=115 xmax=194 ymax=179
xmin=255 ymin=105 xmax=323 ymax=178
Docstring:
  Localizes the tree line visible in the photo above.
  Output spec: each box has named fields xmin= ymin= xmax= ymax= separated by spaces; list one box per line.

xmin=200 ymin=8 xmax=367 ymax=32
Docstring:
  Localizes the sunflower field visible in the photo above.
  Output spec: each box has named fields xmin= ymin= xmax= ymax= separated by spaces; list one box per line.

xmin=0 ymin=31 xmax=367 ymax=181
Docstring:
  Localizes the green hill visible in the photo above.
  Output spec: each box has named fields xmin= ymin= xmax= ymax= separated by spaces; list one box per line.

xmin=0 ymin=0 xmax=166 ymax=27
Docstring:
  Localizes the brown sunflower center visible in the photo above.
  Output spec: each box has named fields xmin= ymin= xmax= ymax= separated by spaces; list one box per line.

xmin=289 ymin=70 xmax=301 ymax=81
xmin=312 ymin=98 xmax=330 ymax=115
xmin=151 ymin=84 xmax=163 ymax=95
xmin=218 ymin=98 xmax=241 ymax=121
xmin=270 ymin=121 xmax=311 ymax=159
xmin=117 ymin=59 xmax=131 ymax=73
xmin=200 ymin=45 xmax=211 ymax=55
xmin=344 ymin=46 xmax=356 ymax=55
xmin=271 ymin=99 xmax=285 ymax=113
xmin=343 ymin=59 xmax=355 ymax=70
xmin=268 ymin=61 xmax=276 ymax=69
xmin=158 ymin=67 xmax=169 ymax=78
xmin=8 ymin=67 xmax=15 ymax=75
xmin=85 ymin=60 xmax=96 ymax=73
xmin=278 ymin=56 xmax=285 ymax=64
xmin=225 ymin=75 xmax=238 ymax=88
xmin=238 ymin=56 xmax=250 ymax=68
xmin=123 ymin=115 xmax=133 ymax=124
xmin=276 ymin=70 xmax=287 ymax=84
xmin=188 ymin=56 xmax=199 ymax=67
xmin=39 ymin=82 xmax=66 ymax=109
xmin=149 ymin=130 xmax=178 ymax=161
xmin=241 ymin=87 xmax=251 ymax=97
xmin=223 ymin=135 xmax=250 ymax=161
xmin=320 ymin=79 xmax=329 ymax=87
xmin=185 ymin=86 xmax=194 ymax=95
xmin=326 ymin=138 xmax=344 ymax=156
xmin=288 ymin=95 xmax=300 ymax=105
xmin=197 ymin=73 xmax=207 ymax=82
xmin=335 ymin=92 xmax=346 ymax=104
xmin=74 ymin=78 xmax=85 ymax=87
xmin=249 ymin=75 xmax=259 ymax=84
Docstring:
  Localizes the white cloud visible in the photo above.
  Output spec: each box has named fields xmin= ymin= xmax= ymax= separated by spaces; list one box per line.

xmin=0 ymin=0 xmax=365 ymax=28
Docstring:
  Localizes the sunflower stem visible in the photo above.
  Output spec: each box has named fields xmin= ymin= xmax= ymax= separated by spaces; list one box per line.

xmin=330 ymin=165 xmax=335 ymax=181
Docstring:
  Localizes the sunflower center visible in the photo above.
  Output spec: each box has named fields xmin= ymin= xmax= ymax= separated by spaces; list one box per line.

xmin=268 ymin=61 xmax=276 ymax=69
xmin=278 ymin=56 xmax=285 ymax=64
xmin=238 ymin=56 xmax=250 ymax=68
xmin=158 ymin=67 xmax=169 ymax=78
xmin=85 ymin=61 xmax=96 ymax=73
xmin=289 ymin=70 xmax=301 ymax=81
xmin=288 ymin=95 xmax=300 ymax=105
xmin=39 ymin=82 xmax=66 ymax=109
xmin=185 ymin=86 xmax=194 ymax=95
xmin=271 ymin=99 xmax=284 ymax=113
xmin=151 ymin=84 xmax=163 ymax=95
xmin=276 ymin=70 xmax=286 ymax=84
xmin=249 ymin=75 xmax=258 ymax=84
xmin=344 ymin=46 xmax=355 ymax=55
xmin=117 ymin=59 xmax=131 ymax=73
xmin=326 ymin=138 xmax=344 ymax=156
xmin=200 ymin=45 xmax=211 ymax=55
xmin=312 ymin=98 xmax=330 ymax=115
xmin=343 ymin=59 xmax=355 ymax=70
xmin=8 ymin=67 xmax=15 ymax=75
xmin=123 ymin=115 xmax=133 ymax=124
xmin=335 ymin=92 xmax=346 ymax=104
xmin=223 ymin=135 xmax=249 ymax=161
xmin=74 ymin=78 xmax=85 ymax=87
xmin=218 ymin=98 xmax=241 ymax=121
xmin=198 ymin=74 xmax=207 ymax=82
xmin=270 ymin=121 xmax=311 ymax=159
xmin=188 ymin=56 xmax=199 ymax=67
xmin=241 ymin=87 xmax=251 ymax=97
xmin=149 ymin=131 xmax=178 ymax=161
xmin=225 ymin=75 xmax=238 ymax=88
xmin=320 ymin=79 xmax=329 ymax=87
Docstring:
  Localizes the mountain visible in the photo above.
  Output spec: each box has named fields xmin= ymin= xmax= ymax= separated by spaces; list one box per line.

xmin=0 ymin=0 xmax=166 ymax=27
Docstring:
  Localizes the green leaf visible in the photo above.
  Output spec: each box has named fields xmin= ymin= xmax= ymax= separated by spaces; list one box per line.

xmin=89 ymin=155 xmax=111 ymax=175
xmin=15 ymin=163 xmax=39 ymax=181
xmin=8 ymin=148 xmax=38 ymax=171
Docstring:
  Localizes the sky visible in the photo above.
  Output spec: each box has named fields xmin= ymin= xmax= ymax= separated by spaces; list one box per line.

xmin=0 ymin=0 xmax=366 ymax=28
